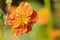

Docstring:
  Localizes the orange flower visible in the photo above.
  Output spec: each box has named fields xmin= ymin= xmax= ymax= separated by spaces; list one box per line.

xmin=37 ymin=8 xmax=50 ymax=25
xmin=7 ymin=2 xmax=37 ymax=35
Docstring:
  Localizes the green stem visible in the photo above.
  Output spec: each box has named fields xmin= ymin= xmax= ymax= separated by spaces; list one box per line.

xmin=1 ymin=28 xmax=5 ymax=40
xmin=44 ymin=0 xmax=53 ymax=40
xmin=1 ymin=30 xmax=4 ymax=40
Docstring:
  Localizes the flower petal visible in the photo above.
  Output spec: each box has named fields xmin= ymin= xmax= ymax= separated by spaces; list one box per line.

xmin=18 ymin=2 xmax=33 ymax=16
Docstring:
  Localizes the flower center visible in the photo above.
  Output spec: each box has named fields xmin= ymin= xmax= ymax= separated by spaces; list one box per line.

xmin=16 ymin=7 xmax=30 ymax=24
xmin=21 ymin=13 xmax=30 ymax=24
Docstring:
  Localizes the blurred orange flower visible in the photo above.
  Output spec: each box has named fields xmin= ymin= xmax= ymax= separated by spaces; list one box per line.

xmin=46 ymin=29 xmax=60 ymax=40
xmin=7 ymin=2 xmax=37 ymax=35
xmin=37 ymin=8 xmax=50 ymax=25
xmin=52 ymin=30 xmax=60 ymax=39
